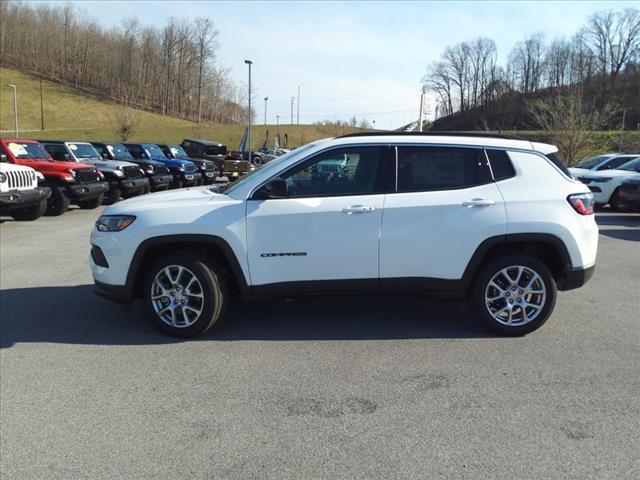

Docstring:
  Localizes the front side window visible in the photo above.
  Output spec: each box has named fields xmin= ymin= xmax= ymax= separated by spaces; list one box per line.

xmin=396 ymin=146 xmax=490 ymax=192
xmin=603 ymin=156 xmax=635 ymax=170
xmin=170 ymin=146 xmax=189 ymax=158
xmin=279 ymin=146 xmax=389 ymax=198
xmin=107 ymin=144 xmax=134 ymax=159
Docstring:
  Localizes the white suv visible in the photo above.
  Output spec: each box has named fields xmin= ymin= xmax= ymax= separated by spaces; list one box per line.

xmin=90 ymin=133 xmax=598 ymax=337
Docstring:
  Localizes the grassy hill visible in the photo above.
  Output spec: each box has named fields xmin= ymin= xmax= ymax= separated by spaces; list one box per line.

xmin=0 ymin=67 xmax=362 ymax=148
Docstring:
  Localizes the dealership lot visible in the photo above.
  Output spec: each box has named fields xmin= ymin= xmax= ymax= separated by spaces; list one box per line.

xmin=1 ymin=208 xmax=639 ymax=479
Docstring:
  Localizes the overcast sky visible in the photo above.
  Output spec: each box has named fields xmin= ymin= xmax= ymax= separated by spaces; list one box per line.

xmin=59 ymin=0 xmax=636 ymax=128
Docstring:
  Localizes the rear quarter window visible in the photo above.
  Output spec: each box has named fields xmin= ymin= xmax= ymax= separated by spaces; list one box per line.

xmin=486 ymin=150 xmax=515 ymax=181
xmin=544 ymin=152 xmax=572 ymax=178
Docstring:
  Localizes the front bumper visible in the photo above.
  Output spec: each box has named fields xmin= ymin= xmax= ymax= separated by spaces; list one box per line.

xmin=149 ymin=173 xmax=173 ymax=189
xmin=119 ymin=177 xmax=149 ymax=194
xmin=178 ymin=171 xmax=199 ymax=186
xmin=0 ymin=186 xmax=51 ymax=210
xmin=619 ymin=188 xmax=640 ymax=210
xmin=94 ymin=280 xmax=134 ymax=304
xmin=66 ymin=181 xmax=109 ymax=200
xmin=557 ymin=265 xmax=595 ymax=291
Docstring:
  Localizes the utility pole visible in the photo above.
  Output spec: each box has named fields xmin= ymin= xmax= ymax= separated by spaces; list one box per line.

xmin=619 ymin=108 xmax=627 ymax=151
xmin=40 ymin=78 xmax=45 ymax=130
xmin=297 ymin=83 xmax=303 ymax=125
xmin=264 ymin=97 xmax=268 ymax=126
xmin=244 ymin=60 xmax=253 ymax=164
xmin=8 ymin=84 xmax=18 ymax=138
xmin=290 ymin=97 xmax=294 ymax=124
xmin=276 ymin=114 xmax=280 ymax=132
xmin=418 ymin=86 xmax=426 ymax=132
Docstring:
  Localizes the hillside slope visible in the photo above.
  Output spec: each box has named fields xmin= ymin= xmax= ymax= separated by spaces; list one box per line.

xmin=0 ymin=67 xmax=361 ymax=148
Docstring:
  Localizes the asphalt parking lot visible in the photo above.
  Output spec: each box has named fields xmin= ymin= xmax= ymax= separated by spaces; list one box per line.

xmin=1 ymin=207 xmax=639 ymax=479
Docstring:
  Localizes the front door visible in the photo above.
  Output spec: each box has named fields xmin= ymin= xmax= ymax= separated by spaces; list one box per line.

xmin=246 ymin=145 xmax=393 ymax=288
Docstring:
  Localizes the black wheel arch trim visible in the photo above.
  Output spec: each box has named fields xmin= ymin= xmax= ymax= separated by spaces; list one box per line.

xmin=124 ymin=234 xmax=250 ymax=299
xmin=459 ymin=233 xmax=572 ymax=289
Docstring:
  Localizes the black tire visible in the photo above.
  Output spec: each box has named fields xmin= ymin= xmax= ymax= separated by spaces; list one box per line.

xmin=143 ymin=252 xmax=228 ymax=338
xmin=103 ymin=185 xmax=121 ymax=205
xmin=609 ymin=188 xmax=621 ymax=210
xmin=77 ymin=193 xmax=105 ymax=209
xmin=143 ymin=183 xmax=151 ymax=195
xmin=11 ymin=198 xmax=47 ymax=221
xmin=45 ymin=186 xmax=70 ymax=216
xmin=195 ymin=176 xmax=204 ymax=186
xmin=471 ymin=255 xmax=557 ymax=336
xmin=172 ymin=177 xmax=184 ymax=189
xmin=253 ymin=155 xmax=263 ymax=165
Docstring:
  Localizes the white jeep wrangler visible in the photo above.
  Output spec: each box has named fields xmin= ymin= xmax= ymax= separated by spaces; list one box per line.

xmin=91 ymin=133 xmax=598 ymax=337
xmin=0 ymin=162 xmax=51 ymax=221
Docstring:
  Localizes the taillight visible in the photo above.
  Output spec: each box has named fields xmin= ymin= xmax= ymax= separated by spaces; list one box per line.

xmin=568 ymin=193 xmax=594 ymax=215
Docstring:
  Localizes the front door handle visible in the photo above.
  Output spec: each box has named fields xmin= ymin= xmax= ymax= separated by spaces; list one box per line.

xmin=461 ymin=198 xmax=496 ymax=207
xmin=340 ymin=205 xmax=376 ymax=214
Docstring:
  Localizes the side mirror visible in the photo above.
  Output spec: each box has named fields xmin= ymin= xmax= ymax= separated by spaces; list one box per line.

xmin=102 ymin=153 xmax=109 ymax=159
xmin=253 ymin=178 xmax=287 ymax=199
xmin=598 ymin=164 xmax=611 ymax=170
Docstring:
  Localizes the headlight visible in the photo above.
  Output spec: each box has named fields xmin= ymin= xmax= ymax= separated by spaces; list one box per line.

xmin=145 ymin=165 xmax=154 ymax=173
xmin=178 ymin=166 xmax=185 ymax=172
xmin=36 ymin=172 xmax=45 ymax=182
xmin=70 ymin=169 xmax=77 ymax=178
xmin=592 ymin=177 xmax=612 ymax=183
xmin=199 ymin=164 xmax=206 ymax=171
xmin=0 ymin=173 xmax=7 ymax=183
xmin=114 ymin=169 xmax=124 ymax=177
xmin=95 ymin=215 xmax=136 ymax=232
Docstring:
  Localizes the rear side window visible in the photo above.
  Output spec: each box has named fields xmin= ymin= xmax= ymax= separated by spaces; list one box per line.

xmin=601 ymin=156 xmax=632 ymax=170
xmin=544 ymin=152 xmax=572 ymax=178
xmin=486 ymin=149 xmax=515 ymax=181
xmin=396 ymin=146 xmax=490 ymax=192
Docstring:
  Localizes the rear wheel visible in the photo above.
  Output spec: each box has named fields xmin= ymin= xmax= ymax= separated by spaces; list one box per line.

xmin=471 ymin=255 xmax=557 ymax=336
xmin=45 ymin=186 xmax=70 ymax=216
xmin=143 ymin=253 xmax=228 ymax=338
xmin=11 ymin=198 xmax=47 ymax=221
xmin=77 ymin=194 xmax=105 ymax=209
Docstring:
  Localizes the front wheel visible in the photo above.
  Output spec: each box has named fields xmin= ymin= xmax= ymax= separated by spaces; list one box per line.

xmin=171 ymin=177 xmax=184 ymax=189
xmin=609 ymin=187 xmax=621 ymax=210
xmin=77 ymin=194 xmax=105 ymax=209
xmin=471 ymin=255 xmax=557 ymax=336
xmin=103 ymin=185 xmax=121 ymax=205
xmin=45 ymin=186 xmax=70 ymax=216
xmin=11 ymin=198 xmax=47 ymax=221
xmin=143 ymin=253 xmax=228 ymax=338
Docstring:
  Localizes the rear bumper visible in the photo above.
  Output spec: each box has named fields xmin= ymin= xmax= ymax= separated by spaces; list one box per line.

xmin=557 ymin=265 xmax=595 ymax=291
xmin=67 ymin=181 xmax=109 ymax=200
xmin=0 ymin=186 xmax=51 ymax=209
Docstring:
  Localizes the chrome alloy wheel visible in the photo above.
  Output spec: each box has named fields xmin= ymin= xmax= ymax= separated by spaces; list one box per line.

xmin=484 ymin=265 xmax=547 ymax=326
xmin=150 ymin=265 xmax=205 ymax=328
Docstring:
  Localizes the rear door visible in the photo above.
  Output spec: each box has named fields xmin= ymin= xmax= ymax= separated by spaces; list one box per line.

xmin=246 ymin=145 xmax=394 ymax=288
xmin=379 ymin=145 xmax=506 ymax=283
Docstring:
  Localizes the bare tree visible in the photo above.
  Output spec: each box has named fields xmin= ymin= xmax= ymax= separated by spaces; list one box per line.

xmin=194 ymin=17 xmax=218 ymax=123
xmin=114 ymin=105 xmax=137 ymax=141
xmin=528 ymin=89 xmax=618 ymax=163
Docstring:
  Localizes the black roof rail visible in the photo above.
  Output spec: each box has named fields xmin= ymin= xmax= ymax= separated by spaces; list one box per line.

xmin=337 ymin=131 xmax=526 ymax=141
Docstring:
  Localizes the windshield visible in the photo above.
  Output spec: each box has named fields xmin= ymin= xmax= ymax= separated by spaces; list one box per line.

xmin=107 ymin=144 xmax=134 ymax=159
xmin=170 ymin=146 xmax=189 ymax=158
xmin=68 ymin=143 xmax=100 ymax=159
xmin=144 ymin=144 xmax=167 ymax=158
xmin=575 ymin=155 xmax=612 ymax=169
xmin=618 ymin=158 xmax=640 ymax=172
xmin=222 ymin=143 xmax=318 ymax=195
xmin=5 ymin=142 xmax=51 ymax=160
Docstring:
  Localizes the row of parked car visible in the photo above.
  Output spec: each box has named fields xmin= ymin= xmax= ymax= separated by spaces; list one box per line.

xmin=569 ymin=153 xmax=640 ymax=212
xmin=0 ymin=138 xmax=290 ymax=221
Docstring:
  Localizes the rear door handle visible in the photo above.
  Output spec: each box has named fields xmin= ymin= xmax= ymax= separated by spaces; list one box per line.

xmin=461 ymin=198 xmax=496 ymax=207
xmin=340 ymin=205 xmax=376 ymax=214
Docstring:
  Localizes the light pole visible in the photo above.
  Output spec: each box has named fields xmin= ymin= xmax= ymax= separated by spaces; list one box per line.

xmin=8 ymin=84 xmax=18 ymax=138
xmin=244 ymin=60 xmax=252 ymax=164
xmin=290 ymin=97 xmax=294 ymax=124
xmin=297 ymin=83 xmax=303 ymax=125
xmin=264 ymin=97 xmax=268 ymax=126
xmin=276 ymin=114 xmax=280 ymax=131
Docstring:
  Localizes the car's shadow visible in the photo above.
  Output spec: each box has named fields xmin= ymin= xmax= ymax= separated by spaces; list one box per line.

xmin=0 ymin=285 xmax=494 ymax=348
xmin=595 ymin=212 xmax=640 ymax=228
